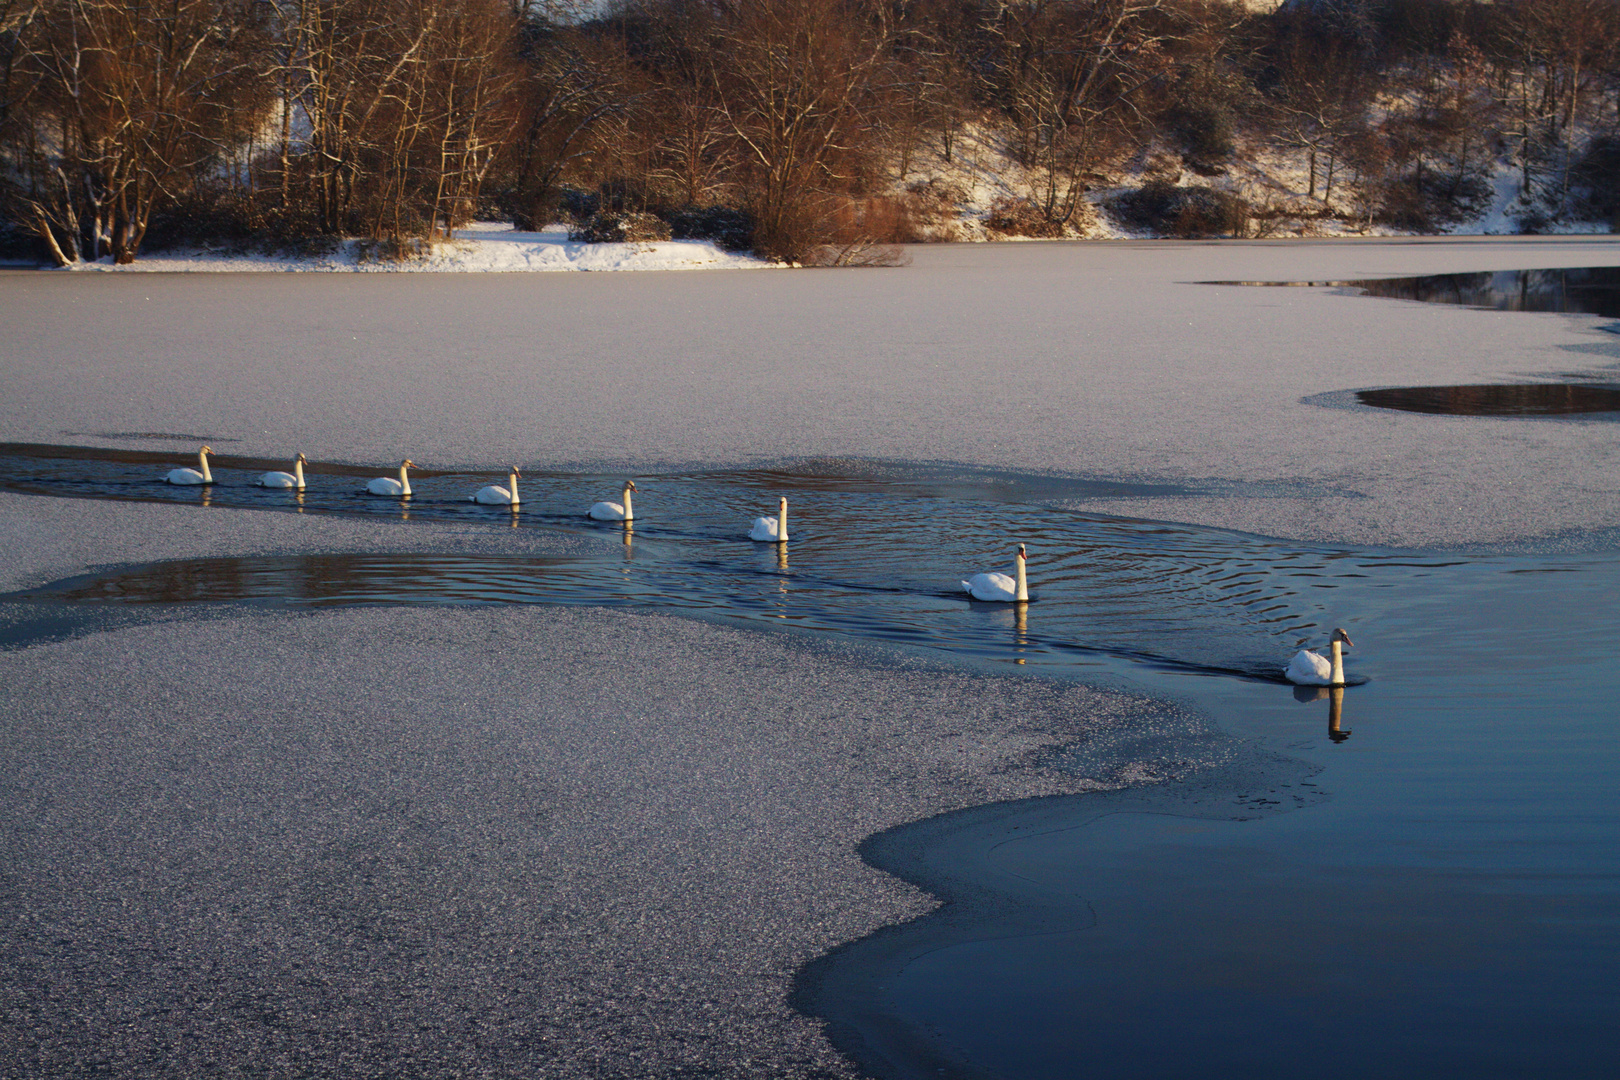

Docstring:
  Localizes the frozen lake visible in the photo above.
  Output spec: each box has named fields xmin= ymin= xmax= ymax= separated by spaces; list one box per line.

xmin=2 ymin=236 xmax=1620 ymax=1077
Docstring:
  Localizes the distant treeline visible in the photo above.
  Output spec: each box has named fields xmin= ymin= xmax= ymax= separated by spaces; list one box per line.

xmin=1 ymin=0 xmax=1616 ymax=265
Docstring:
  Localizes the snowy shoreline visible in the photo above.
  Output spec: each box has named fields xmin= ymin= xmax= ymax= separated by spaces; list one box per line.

xmin=35 ymin=221 xmax=775 ymax=273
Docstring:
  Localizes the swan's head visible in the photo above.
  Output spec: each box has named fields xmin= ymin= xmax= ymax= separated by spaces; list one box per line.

xmin=296 ymin=453 xmax=308 ymax=464
xmin=511 ymin=466 xmax=521 ymax=476
xmin=200 ymin=445 xmax=213 ymax=456
xmin=401 ymin=458 xmax=415 ymax=468
xmin=1331 ymin=627 xmax=1353 ymax=648
xmin=625 ymin=480 xmax=638 ymax=492
xmin=1017 ymin=543 xmax=1027 ymax=561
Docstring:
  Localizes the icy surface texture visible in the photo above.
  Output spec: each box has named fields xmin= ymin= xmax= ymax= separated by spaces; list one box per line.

xmin=4 ymin=236 xmax=1619 ymax=548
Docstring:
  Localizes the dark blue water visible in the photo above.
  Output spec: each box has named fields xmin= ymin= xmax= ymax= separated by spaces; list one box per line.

xmin=1208 ymin=266 xmax=1620 ymax=319
xmin=806 ymin=550 xmax=1620 ymax=1079
xmin=4 ymin=444 xmax=1618 ymax=1078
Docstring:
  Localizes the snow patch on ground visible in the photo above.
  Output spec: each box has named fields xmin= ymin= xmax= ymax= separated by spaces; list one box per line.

xmin=892 ymin=114 xmax=1615 ymax=240
xmin=63 ymin=221 xmax=773 ymax=273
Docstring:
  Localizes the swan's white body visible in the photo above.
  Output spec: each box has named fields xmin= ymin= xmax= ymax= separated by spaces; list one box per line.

xmin=165 ymin=446 xmax=214 ymax=485
xmin=964 ymin=544 xmax=1028 ymax=602
xmin=1285 ymin=629 xmax=1353 ymax=686
xmin=750 ymin=497 xmax=789 ymax=542
xmin=589 ymin=480 xmax=636 ymax=521
xmin=366 ymin=459 xmax=414 ymax=497
xmin=473 ymin=467 xmax=521 ymax=505
xmin=258 ymin=453 xmax=307 ymax=489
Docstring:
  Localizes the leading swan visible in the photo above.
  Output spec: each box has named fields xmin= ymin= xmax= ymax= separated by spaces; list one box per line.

xmin=258 ymin=453 xmax=308 ymax=489
xmin=164 ymin=445 xmax=214 ymax=485
xmin=589 ymin=480 xmax=636 ymax=521
xmin=473 ymin=467 xmax=521 ymax=506
xmin=964 ymin=543 xmax=1028 ymax=602
xmin=750 ymin=497 xmax=788 ymax=542
xmin=1285 ymin=628 xmax=1353 ymax=686
xmin=366 ymin=459 xmax=414 ymax=497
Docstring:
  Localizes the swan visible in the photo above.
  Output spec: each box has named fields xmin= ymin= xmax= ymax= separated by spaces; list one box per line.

xmin=963 ymin=543 xmax=1028 ymax=602
xmin=750 ymin=496 xmax=789 ymax=542
xmin=366 ymin=458 xmax=414 ymax=497
xmin=164 ymin=445 xmax=214 ymax=485
xmin=589 ymin=480 xmax=636 ymax=521
xmin=472 ymin=467 xmax=521 ymax=506
xmin=258 ymin=453 xmax=308 ymax=489
xmin=1285 ymin=628 xmax=1353 ymax=686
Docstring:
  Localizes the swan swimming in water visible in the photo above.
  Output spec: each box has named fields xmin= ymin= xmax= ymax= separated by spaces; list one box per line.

xmin=589 ymin=480 xmax=636 ymax=521
xmin=472 ymin=467 xmax=521 ymax=506
xmin=750 ymin=497 xmax=788 ymax=542
xmin=258 ymin=453 xmax=308 ymax=489
xmin=366 ymin=459 xmax=414 ymax=497
xmin=963 ymin=543 xmax=1028 ymax=602
xmin=1285 ymin=628 xmax=1353 ymax=686
xmin=164 ymin=446 xmax=214 ymax=485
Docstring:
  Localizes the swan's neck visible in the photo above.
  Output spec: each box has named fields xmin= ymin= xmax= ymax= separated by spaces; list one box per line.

xmin=293 ymin=457 xmax=305 ymax=488
xmin=1014 ymin=555 xmax=1028 ymax=601
xmin=1330 ymin=640 xmax=1344 ymax=685
xmin=622 ymin=485 xmax=633 ymax=520
xmin=198 ymin=450 xmax=212 ymax=483
xmin=509 ymin=470 xmax=520 ymax=505
xmin=399 ymin=462 xmax=412 ymax=496
xmin=777 ymin=498 xmax=788 ymax=540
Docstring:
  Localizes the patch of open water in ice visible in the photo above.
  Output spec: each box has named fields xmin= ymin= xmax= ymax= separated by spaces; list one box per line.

xmin=1206 ymin=265 xmax=1620 ymax=319
xmin=1357 ymin=382 xmax=1620 ymax=415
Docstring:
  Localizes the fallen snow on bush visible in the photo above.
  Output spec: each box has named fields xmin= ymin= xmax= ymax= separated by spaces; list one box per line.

xmin=66 ymin=221 xmax=774 ymax=273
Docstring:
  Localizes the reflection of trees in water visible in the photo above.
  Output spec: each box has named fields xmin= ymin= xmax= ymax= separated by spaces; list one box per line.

xmin=1353 ymin=267 xmax=1620 ymax=318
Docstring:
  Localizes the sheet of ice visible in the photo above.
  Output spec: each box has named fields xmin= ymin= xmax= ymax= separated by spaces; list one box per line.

xmin=5 ymin=236 xmax=1619 ymax=548
xmin=0 ymin=603 xmax=1227 ymax=1078
xmin=54 ymin=221 xmax=771 ymax=273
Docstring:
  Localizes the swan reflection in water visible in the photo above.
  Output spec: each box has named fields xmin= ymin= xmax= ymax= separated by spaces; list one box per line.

xmin=776 ymin=544 xmax=788 ymax=573
xmin=995 ymin=601 xmax=1030 ymax=664
xmin=1295 ymin=684 xmax=1350 ymax=742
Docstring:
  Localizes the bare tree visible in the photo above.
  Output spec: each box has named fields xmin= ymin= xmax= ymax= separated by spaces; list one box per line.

xmin=17 ymin=0 xmax=266 ymax=264
xmin=708 ymin=0 xmax=893 ymax=261
xmin=991 ymin=0 xmax=1181 ymax=227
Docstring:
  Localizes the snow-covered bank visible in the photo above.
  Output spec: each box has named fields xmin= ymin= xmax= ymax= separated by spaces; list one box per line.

xmin=59 ymin=221 xmax=772 ymax=273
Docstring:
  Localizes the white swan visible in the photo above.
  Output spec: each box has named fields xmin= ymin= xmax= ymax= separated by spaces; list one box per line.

xmin=963 ymin=543 xmax=1028 ymax=602
xmin=1285 ymin=628 xmax=1353 ymax=686
xmin=366 ymin=458 xmax=414 ymax=497
xmin=258 ymin=453 xmax=308 ymax=489
xmin=473 ymin=467 xmax=521 ymax=506
xmin=750 ymin=496 xmax=789 ymax=542
xmin=589 ymin=480 xmax=636 ymax=521
xmin=164 ymin=445 xmax=214 ymax=485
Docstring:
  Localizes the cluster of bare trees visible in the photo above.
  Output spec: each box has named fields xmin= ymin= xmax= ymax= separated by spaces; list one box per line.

xmin=2 ymin=0 xmax=1618 ymax=265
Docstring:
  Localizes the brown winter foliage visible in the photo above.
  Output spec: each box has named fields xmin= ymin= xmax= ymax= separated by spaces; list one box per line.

xmin=1 ymin=0 xmax=1617 ymax=264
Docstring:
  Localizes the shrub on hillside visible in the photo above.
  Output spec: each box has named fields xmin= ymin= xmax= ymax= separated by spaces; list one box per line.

xmin=1572 ymin=138 xmax=1620 ymax=227
xmin=662 ymin=205 xmax=755 ymax=251
xmin=568 ymin=211 xmax=671 ymax=243
xmin=983 ymin=197 xmax=1067 ymax=238
xmin=1169 ymin=104 xmax=1236 ymax=175
xmin=1108 ymin=180 xmax=1251 ymax=238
